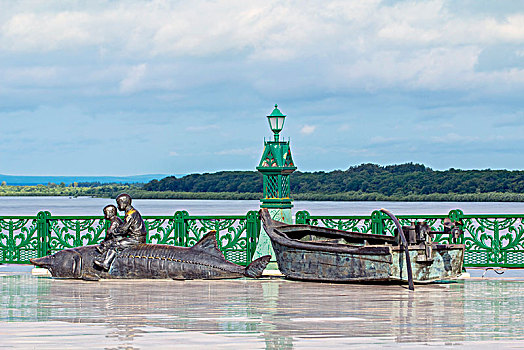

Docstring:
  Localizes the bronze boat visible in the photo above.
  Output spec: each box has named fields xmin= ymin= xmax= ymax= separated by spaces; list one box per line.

xmin=260 ymin=209 xmax=465 ymax=289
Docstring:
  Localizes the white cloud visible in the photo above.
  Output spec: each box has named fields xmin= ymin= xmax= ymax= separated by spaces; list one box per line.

xmin=2 ymin=1 xmax=524 ymax=94
xmin=119 ymin=64 xmax=147 ymax=94
xmin=300 ymin=125 xmax=316 ymax=135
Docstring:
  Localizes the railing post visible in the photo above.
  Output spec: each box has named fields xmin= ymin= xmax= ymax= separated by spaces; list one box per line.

xmin=295 ymin=210 xmax=310 ymax=225
xmin=36 ymin=211 xmax=51 ymax=257
xmin=371 ymin=210 xmax=386 ymax=235
xmin=448 ymin=209 xmax=465 ymax=244
xmin=174 ymin=210 xmax=188 ymax=247
xmin=246 ymin=210 xmax=259 ymax=264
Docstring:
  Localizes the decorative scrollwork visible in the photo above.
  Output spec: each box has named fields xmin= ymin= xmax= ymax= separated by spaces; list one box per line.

xmin=462 ymin=217 xmax=524 ymax=266
xmin=186 ymin=217 xmax=249 ymax=265
xmin=318 ymin=218 xmax=373 ymax=233
xmin=144 ymin=218 xmax=175 ymax=245
xmin=0 ymin=217 xmax=39 ymax=263
xmin=48 ymin=218 xmax=106 ymax=252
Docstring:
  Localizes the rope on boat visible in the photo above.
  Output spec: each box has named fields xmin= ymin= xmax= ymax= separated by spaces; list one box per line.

xmin=379 ymin=208 xmax=415 ymax=291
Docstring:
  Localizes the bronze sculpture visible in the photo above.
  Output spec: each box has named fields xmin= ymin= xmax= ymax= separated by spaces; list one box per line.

xmin=116 ymin=193 xmax=147 ymax=244
xmin=95 ymin=194 xmax=147 ymax=270
xmin=94 ymin=205 xmax=124 ymax=269
xmin=31 ymin=194 xmax=271 ymax=280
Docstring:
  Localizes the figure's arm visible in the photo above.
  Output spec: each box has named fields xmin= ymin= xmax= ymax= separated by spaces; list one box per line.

xmin=119 ymin=215 xmax=134 ymax=235
xmin=112 ymin=223 xmax=127 ymax=238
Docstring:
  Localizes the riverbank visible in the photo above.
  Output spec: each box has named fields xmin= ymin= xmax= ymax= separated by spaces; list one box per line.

xmin=2 ymin=185 xmax=524 ymax=202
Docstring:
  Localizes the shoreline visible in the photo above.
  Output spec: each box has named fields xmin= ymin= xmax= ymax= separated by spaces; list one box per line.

xmin=2 ymin=190 xmax=524 ymax=202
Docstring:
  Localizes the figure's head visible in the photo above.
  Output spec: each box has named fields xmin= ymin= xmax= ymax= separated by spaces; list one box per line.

xmin=116 ymin=193 xmax=132 ymax=211
xmin=103 ymin=205 xmax=118 ymax=219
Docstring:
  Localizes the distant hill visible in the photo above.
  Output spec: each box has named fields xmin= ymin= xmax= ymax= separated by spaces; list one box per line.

xmin=143 ymin=163 xmax=524 ymax=196
xmin=0 ymin=174 xmax=184 ymax=186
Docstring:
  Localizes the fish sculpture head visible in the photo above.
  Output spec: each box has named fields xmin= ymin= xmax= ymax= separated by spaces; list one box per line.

xmin=30 ymin=249 xmax=83 ymax=278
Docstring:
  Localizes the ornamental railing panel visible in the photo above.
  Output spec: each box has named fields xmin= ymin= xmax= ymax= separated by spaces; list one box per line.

xmin=459 ymin=213 xmax=524 ymax=267
xmin=295 ymin=210 xmax=524 ymax=268
xmin=0 ymin=211 xmax=260 ymax=266
xmin=48 ymin=216 xmax=107 ymax=253
xmin=0 ymin=216 xmax=39 ymax=263
xmin=184 ymin=212 xmax=256 ymax=266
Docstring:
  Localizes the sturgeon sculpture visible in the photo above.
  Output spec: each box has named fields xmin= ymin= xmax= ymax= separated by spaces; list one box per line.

xmin=30 ymin=231 xmax=270 ymax=281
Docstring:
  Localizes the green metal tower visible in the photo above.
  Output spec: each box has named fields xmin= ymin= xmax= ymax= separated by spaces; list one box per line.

xmin=253 ymin=105 xmax=297 ymax=265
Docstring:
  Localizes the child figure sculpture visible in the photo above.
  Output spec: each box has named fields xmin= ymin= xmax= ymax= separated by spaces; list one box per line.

xmin=94 ymin=204 xmax=124 ymax=270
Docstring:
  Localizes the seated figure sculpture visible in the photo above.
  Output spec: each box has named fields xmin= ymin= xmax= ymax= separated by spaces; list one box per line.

xmin=116 ymin=193 xmax=147 ymax=244
xmin=30 ymin=192 xmax=271 ymax=280
xmin=96 ymin=205 xmax=124 ymax=252
xmin=95 ymin=193 xmax=147 ymax=270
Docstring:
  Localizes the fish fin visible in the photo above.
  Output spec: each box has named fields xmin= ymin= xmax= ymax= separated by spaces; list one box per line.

xmin=244 ymin=255 xmax=271 ymax=278
xmin=189 ymin=231 xmax=225 ymax=260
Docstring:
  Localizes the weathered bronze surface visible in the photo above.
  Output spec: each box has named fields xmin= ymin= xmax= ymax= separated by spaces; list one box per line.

xmin=30 ymin=231 xmax=270 ymax=280
xmin=94 ymin=194 xmax=149 ymax=270
xmin=260 ymin=208 xmax=464 ymax=287
xmin=30 ymin=194 xmax=270 ymax=280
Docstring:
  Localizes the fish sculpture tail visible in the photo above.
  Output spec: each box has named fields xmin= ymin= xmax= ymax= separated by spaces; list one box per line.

xmin=244 ymin=255 xmax=271 ymax=278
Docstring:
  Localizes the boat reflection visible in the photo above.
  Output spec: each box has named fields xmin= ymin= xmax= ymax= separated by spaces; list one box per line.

xmin=1 ymin=273 xmax=523 ymax=348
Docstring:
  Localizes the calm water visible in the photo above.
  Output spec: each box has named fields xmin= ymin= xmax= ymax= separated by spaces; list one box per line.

xmin=2 ymin=196 xmax=524 ymax=216
xmin=1 ymin=269 xmax=523 ymax=349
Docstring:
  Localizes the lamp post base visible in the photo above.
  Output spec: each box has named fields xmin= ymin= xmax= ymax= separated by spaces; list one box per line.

xmin=252 ymin=208 xmax=293 ymax=267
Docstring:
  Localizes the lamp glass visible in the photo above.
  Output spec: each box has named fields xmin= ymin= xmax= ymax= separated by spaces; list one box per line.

xmin=268 ymin=115 xmax=286 ymax=133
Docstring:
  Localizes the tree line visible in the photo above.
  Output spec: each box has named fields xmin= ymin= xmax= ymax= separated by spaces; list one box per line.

xmin=3 ymin=163 xmax=524 ymax=201
xmin=143 ymin=163 xmax=524 ymax=196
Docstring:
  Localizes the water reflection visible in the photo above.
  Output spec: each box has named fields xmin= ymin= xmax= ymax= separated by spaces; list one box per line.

xmin=1 ymin=273 xmax=523 ymax=348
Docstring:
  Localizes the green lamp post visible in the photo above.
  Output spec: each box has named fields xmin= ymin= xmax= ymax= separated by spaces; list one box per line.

xmin=253 ymin=104 xmax=297 ymax=265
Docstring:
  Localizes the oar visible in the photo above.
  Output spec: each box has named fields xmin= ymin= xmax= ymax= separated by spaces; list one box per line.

xmin=380 ymin=208 xmax=414 ymax=291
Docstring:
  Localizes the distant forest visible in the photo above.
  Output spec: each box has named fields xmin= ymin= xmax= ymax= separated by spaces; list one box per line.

xmin=144 ymin=163 xmax=524 ymax=196
xmin=3 ymin=163 xmax=524 ymax=201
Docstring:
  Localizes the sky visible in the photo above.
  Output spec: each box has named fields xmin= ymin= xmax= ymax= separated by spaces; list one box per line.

xmin=1 ymin=0 xmax=524 ymax=176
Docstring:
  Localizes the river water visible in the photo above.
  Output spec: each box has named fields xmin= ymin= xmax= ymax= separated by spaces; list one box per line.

xmin=1 ymin=197 xmax=524 ymax=348
xmin=2 ymin=196 xmax=524 ymax=216
xmin=1 ymin=270 xmax=523 ymax=349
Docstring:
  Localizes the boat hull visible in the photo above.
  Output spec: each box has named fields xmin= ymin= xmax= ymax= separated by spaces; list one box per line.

xmin=261 ymin=209 xmax=465 ymax=284
xmin=273 ymin=243 xmax=392 ymax=282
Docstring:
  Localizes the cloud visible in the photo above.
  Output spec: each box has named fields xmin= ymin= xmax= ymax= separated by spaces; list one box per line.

xmin=2 ymin=1 xmax=524 ymax=95
xmin=2 ymin=1 xmax=524 ymax=174
xmin=119 ymin=64 xmax=147 ymax=94
xmin=300 ymin=125 xmax=316 ymax=135
xmin=168 ymin=151 xmax=178 ymax=157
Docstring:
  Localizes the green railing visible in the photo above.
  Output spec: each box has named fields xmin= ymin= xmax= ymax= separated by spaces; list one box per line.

xmin=295 ymin=210 xmax=524 ymax=268
xmin=0 ymin=211 xmax=260 ymax=266
xmin=2 ymin=209 xmax=524 ymax=268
